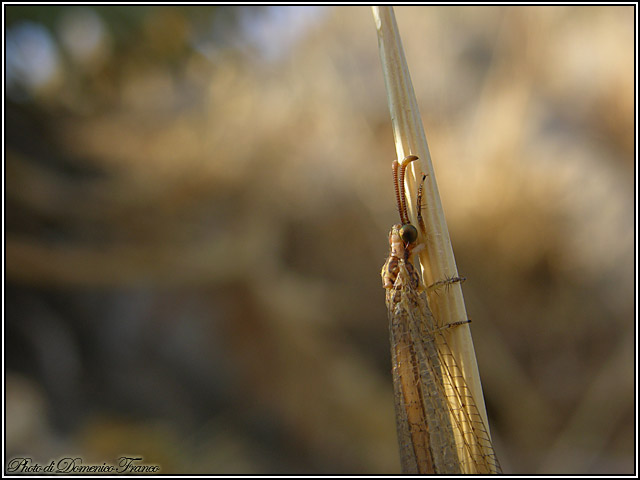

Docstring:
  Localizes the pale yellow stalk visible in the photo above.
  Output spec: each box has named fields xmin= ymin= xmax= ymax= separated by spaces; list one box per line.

xmin=372 ymin=6 xmax=498 ymax=473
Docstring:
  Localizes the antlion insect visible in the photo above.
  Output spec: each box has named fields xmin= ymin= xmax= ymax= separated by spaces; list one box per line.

xmin=381 ymin=155 xmax=502 ymax=474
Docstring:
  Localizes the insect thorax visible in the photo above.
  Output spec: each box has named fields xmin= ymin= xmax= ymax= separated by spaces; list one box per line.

xmin=382 ymin=225 xmax=421 ymax=302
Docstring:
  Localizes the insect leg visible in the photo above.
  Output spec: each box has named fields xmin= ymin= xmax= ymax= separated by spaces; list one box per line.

xmin=427 ymin=275 xmax=466 ymax=294
xmin=430 ymin=318 xmax=472 ymax=335
xmin=416 ymin=174 xmax=427 ymax=235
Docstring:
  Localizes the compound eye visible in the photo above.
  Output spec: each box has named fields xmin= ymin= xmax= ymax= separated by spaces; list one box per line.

xmin=399 ymin=224 xmax=418 ymax=245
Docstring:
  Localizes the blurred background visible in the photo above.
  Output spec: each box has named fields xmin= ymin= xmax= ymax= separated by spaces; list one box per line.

xmin=4 ymin=5 xmax=635 ymax=474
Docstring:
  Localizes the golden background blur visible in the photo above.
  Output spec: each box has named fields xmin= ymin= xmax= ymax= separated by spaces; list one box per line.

xmin=5 ymin=5 xmax=635 ymax=474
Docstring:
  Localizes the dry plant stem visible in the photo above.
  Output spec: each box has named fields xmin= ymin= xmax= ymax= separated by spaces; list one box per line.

xmin=372 ymin=6 xmax=496 ymax=473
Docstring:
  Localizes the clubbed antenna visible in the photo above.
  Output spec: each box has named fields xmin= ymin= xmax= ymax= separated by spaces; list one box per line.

xmin=393 ymin=155 xmax=419 ymax=225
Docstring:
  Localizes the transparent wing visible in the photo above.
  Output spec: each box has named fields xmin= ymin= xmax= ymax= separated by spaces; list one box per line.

xmin=387 ymin=262 xmax=502 ymax=474
xmin=389 ymin=293 xmax=460 ymax=473
xmin=431 ymin=327 xmax=503 ymax=474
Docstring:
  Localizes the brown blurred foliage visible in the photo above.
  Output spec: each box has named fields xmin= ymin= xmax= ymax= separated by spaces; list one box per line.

xmin=4 ymin=5 xmax=635 ymax=474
